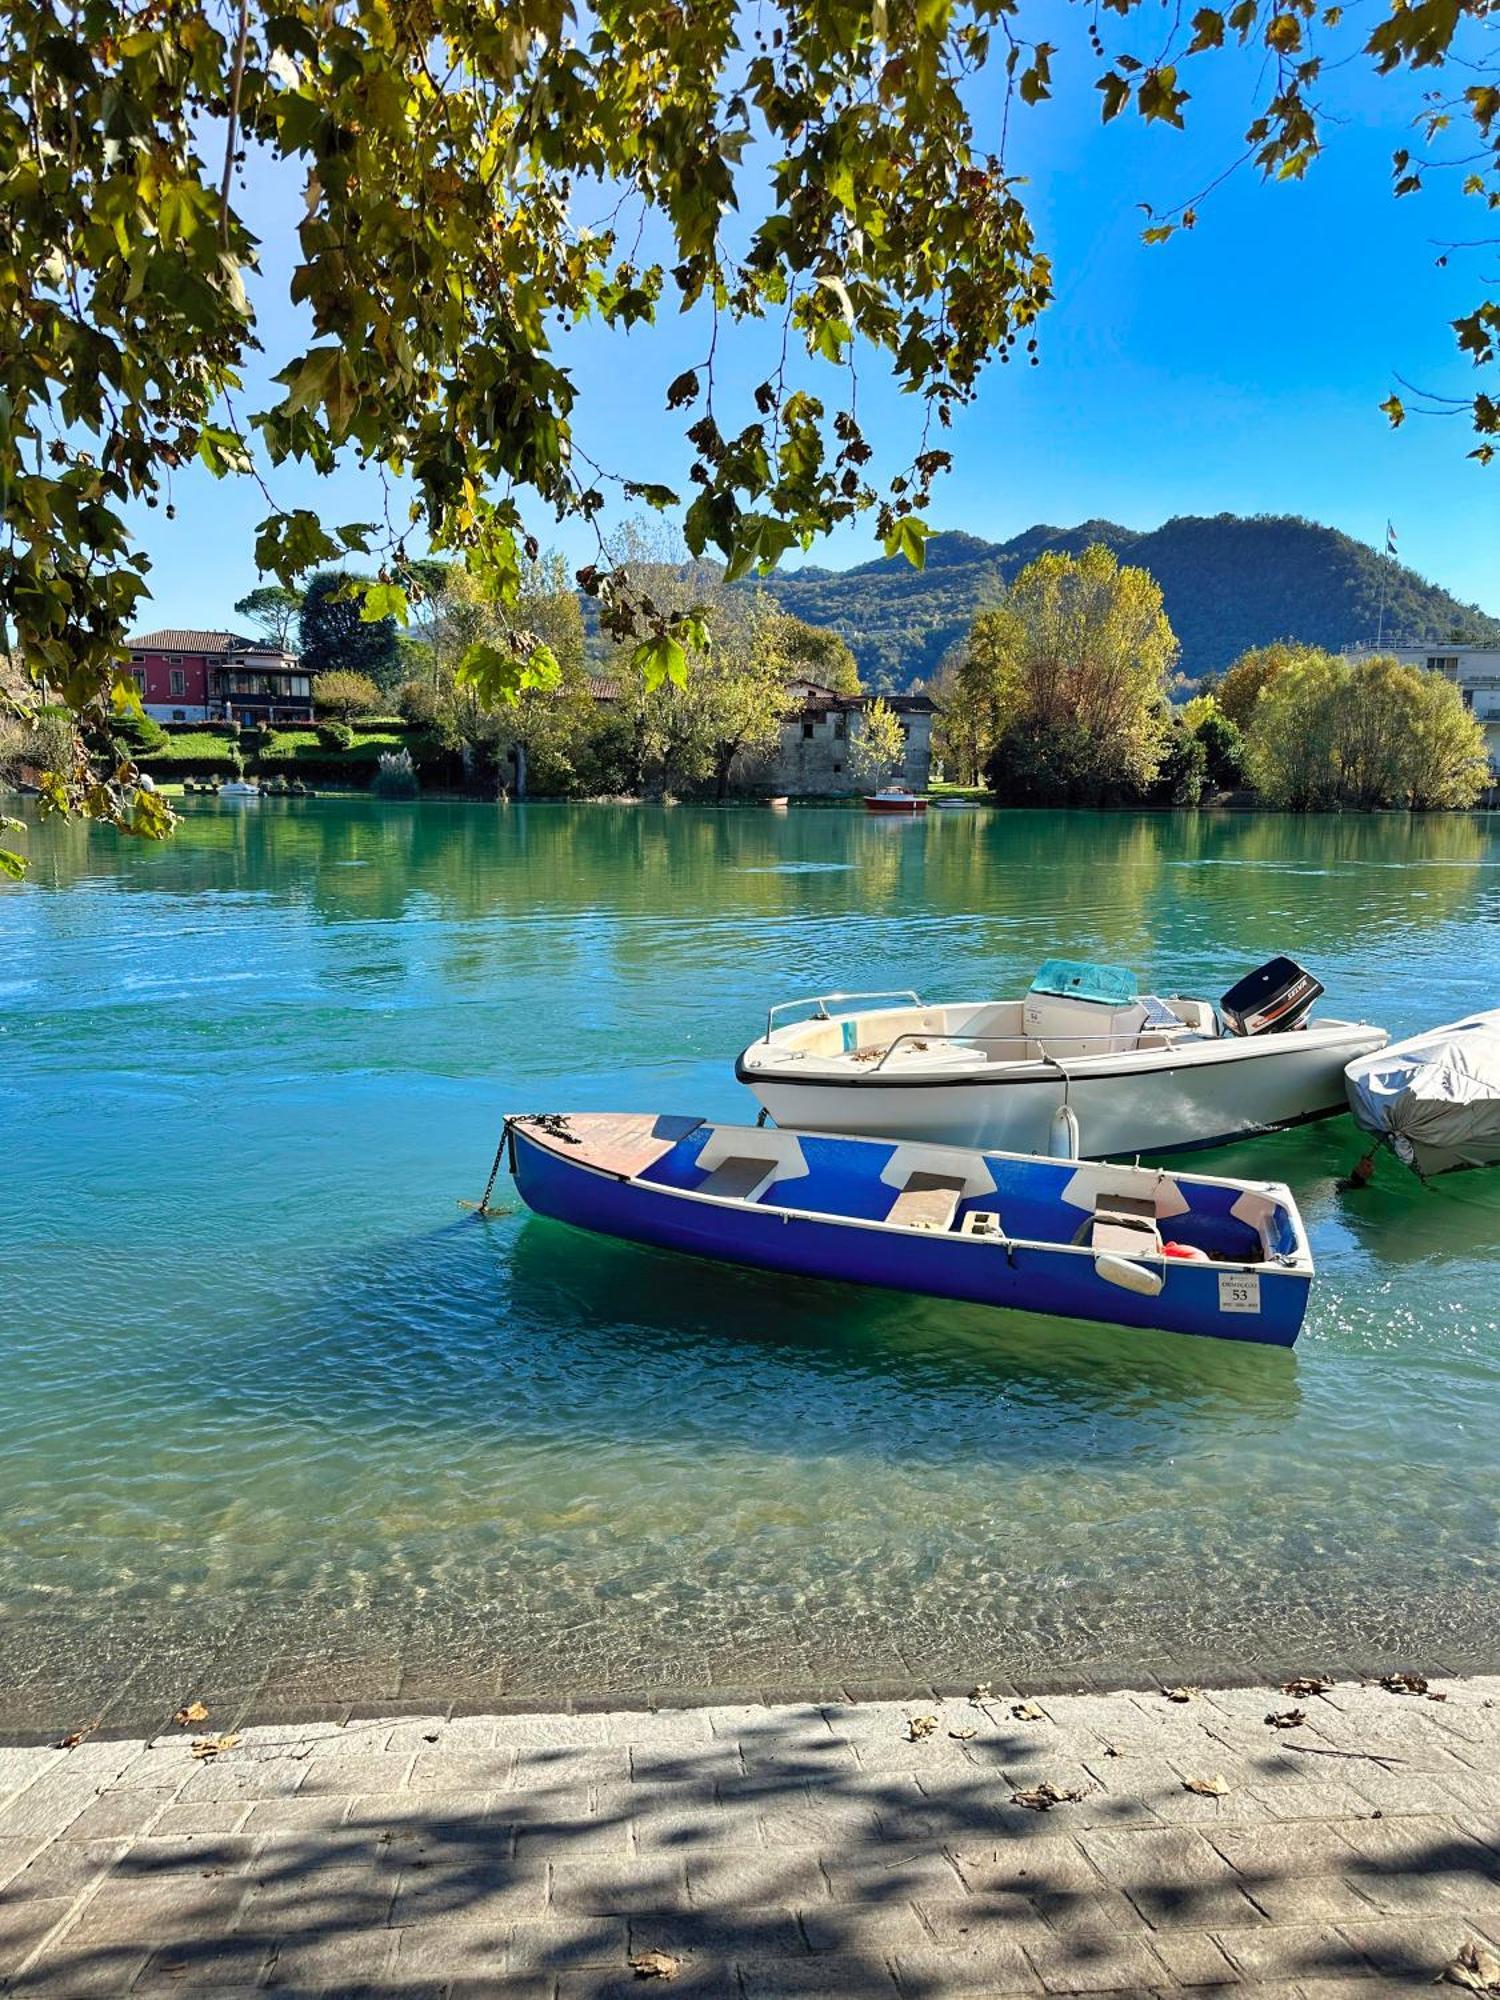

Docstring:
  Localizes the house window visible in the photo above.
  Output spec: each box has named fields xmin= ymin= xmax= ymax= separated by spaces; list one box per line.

xmin=171 ymin=709 xmax=186 ymax=722
xmin=169 ymin=669 xmax=186 ymax=696
xmin=1427 ymin=655 xmax=1460 ymax=675
xmin=802 ymin=720 xmax=815 ymax=740
xmin=132 ymin=669 xmax=145 ymax=693
xmin=832 ymin=761 xmax=843 ymax=775
xmin=166 ymin=653 xmax=183 ymax=664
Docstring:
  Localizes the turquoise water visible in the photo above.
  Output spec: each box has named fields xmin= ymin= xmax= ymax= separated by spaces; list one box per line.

xmin=2 ymin=798 xmax=1499 ymax=1720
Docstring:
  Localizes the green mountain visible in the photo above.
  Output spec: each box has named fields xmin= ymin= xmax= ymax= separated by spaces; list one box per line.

xmin=765 ymin=512 xmax=1500 ymax=690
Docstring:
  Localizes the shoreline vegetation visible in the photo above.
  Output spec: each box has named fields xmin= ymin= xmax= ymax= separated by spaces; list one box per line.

xmin=4 ymin=541 xmax=1496 ymax=854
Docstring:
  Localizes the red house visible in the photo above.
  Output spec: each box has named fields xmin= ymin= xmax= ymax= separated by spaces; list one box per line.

xmin=127 ymin=628 xmax=312 ymax=725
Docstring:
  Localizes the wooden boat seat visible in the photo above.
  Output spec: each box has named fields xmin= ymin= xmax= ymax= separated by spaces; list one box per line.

xmin=1091 ymin=1191 xmax=1162 ymax=1258
xmin=887 ymin=1171 xmax=967 ymax=1231
xmin=697 ymin=1155 xmax=778 ymax=1202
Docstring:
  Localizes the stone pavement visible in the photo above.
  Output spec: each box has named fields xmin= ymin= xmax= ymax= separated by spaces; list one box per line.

xmin=1 ymin=1674 xmax=1498 ymax=1997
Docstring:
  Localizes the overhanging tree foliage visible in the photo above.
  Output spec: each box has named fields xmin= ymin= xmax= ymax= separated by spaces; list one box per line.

xmin=3 ymin=0 xmax=1497 ymax=871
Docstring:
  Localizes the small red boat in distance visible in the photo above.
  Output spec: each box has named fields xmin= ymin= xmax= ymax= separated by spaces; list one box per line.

xmin=864 ymin=786 xmax=928 ymax=814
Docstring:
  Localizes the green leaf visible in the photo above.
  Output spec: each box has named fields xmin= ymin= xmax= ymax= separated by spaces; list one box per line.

xmin=0 ymin=844 xmax=26 ymax=882
xmin=882 ymin=517 xmax=933 ymax=570
xmin=525 ymin=642 xmax=561 ymax=690
xmin=622 ymin=482 xmax=680 ymax=510
xmin=360 ymin=581 xmax=409 ymax=625
xmin=1097 ymin=71 xmax=1130 ymax=122
xmin=455 ymin=641 xmax=526 ymax=707
xmin=634 ymin=634 xmax=688 ymax=689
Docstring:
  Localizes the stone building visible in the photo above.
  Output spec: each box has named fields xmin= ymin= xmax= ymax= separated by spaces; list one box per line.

xmin=745 ymin=679 xmax=936 ymax=797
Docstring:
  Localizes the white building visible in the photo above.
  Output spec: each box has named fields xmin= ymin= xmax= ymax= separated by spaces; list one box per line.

xmin=1343 ymin=644 xmax=1500 ymax=777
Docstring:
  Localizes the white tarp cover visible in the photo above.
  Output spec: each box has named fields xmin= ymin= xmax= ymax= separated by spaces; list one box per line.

xmin=1345 ymin=1011 xmax=1500 ymax=1175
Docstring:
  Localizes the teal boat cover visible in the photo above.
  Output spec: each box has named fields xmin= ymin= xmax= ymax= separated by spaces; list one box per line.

xmin=1029 ymin=959 xmax=1138 ymax=1006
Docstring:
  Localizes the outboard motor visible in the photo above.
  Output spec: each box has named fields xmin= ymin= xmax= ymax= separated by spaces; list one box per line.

xmin=1219 ymin=957 xmax=1324 ymax=1038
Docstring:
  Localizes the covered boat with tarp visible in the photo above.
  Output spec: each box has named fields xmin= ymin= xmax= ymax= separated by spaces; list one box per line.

xmin=1345 ymin=1011 xmax=1500 ymax=1177
xmin=505 ymin=1112 xmax=1315 ymax=1347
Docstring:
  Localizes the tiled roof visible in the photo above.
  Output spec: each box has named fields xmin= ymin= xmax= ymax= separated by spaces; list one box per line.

xmin=798 ymin=691 xmax=936 ymax=716
xmin=585 ymin=675 xmax=623 ymax=701
xmin=129 ymin=629 xmax=260 ymax=654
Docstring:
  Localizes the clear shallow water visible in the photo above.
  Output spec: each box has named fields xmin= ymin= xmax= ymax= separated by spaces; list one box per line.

xmin=2 ymin=798 xmax=1499 ymax=1722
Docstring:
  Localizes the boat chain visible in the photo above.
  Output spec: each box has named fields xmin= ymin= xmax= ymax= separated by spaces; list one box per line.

xmin=461 ymin=1122 xmax=512 ymax=1216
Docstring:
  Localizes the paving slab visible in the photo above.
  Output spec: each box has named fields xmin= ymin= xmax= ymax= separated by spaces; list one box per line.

xmin=0 ymin=1674 xmax=1494 ymax=1994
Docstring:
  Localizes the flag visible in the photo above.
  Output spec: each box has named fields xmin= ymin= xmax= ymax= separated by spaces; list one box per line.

xmin=1385 ymin=521 xmax=1398 ymax=557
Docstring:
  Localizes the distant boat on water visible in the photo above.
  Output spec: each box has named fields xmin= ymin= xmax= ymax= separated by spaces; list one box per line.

xmin=864 ymin=787 xmax=927 ymax=815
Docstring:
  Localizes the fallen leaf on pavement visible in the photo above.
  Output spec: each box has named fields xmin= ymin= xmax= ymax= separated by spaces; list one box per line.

xmin=1182 ymin=1774 xmax=1231 ymax=1797
xmin=1011 ymin=1701 xmax=1045 ymax=1721
xmin=174 ymin=1702 xmax=209 ymax=1727
xmin=949 ymin=1725 xmax=977 ymax=1740
xmin=905 ymin=1714 xmax=938 ymax=1740
xmin=1265 ymin=1708 xmax=1307 ymax=1729
xmin=1103 ymin=1744 xmax=1123 ymax=1757
xmin=1011 ymin=1781 xmax=1086 ymax=1811
xmin=1282 ymin=1674 xmax=1334 ymax=1697
xmin=1379 ymin=1671 xmax=1428 ymax=1696
xmin=970 ymin=1682 xmax=993 ymax=1702
xmin=58 ymin=1725 xmax=96 ymax=1750
xmin=1441 ymin=1939 xmax=1500 ymax=1991
xmin=1163 ymin=1686 xmax=1199 ymax=1703
xmin=629 ymin=1950 xmax=680 ymax=1980
xmin=190 ymin=1734 xmax=239 ymax=1760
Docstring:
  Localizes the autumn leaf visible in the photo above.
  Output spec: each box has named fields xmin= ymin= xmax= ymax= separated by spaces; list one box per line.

xmin=629 ymin=1950 xmax=681 ymax=1980
xmin=1012 ymin=1780 xmax=1087 ymax=1810
xmin=1443 ymin=1940 xmax=1500 ymax=1992
xmin=174 ymin=1702 xmax=209 ymax=1727
xmin=1282 ymin=1674 xmax=1334 ymax=1697
xmin=949 ymin=1725 xmax=978 ymax=1740
xmin=1163 ymin=1686 xmax=1199 ymax=1704
xmin=905 ymin=1714 xmax=938 ymax=1740
xmin=1182 ymin=1773 xmax=1231 ymax=1796
xmin=1379 ymin=1671 xmax=1429 ymax=1696
xmin=191 ymin=1734 xmax=240 ymax=1759
xmin=1011 ymin=1702 xmax=1045 ymax=1721
xmin=1265 ymin=1708 xmax=1307 ymax=1729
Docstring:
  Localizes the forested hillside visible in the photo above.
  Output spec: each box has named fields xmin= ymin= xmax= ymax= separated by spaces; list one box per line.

xmin=765 ymin=514 xmax=1500 ymax=690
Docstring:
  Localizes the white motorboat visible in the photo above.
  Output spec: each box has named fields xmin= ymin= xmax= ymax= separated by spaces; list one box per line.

xmin=736 ymin=958 xmax=1388 ymax=1160
xmin=1345 ymin=1010 xmax=1500 ymax=1177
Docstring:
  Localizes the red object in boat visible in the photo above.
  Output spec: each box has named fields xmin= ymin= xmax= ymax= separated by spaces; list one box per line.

xmin=1162 ymin=1241 xmax=1211 ymax=1262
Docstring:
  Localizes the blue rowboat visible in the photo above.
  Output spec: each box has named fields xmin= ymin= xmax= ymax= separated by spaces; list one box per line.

xmin=505 ymin=1113 xmax=1314 ymax=1347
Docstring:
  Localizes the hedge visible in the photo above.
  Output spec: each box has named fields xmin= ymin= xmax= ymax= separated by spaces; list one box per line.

xmin=138 ymin=724 xmax=460 ymax=789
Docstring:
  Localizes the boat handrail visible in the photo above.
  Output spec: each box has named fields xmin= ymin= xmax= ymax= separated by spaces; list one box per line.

xmin=869 ymin=1023 xmax=1196 ymax=1072
xmin=765 ymin=990 xmax=923 ymax=1040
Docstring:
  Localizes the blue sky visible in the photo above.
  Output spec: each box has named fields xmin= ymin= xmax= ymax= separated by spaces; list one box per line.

xmin=132 ymin=24 xmax=1500 ymax=632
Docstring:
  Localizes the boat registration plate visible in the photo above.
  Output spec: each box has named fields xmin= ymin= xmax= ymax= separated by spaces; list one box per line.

xmin=1218 ymin=1272 xmax=1261 ymax=1314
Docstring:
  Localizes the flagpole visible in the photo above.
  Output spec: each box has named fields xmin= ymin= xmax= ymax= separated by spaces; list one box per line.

xmin=1376 ymin=520 xmax=1396 ymax=649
